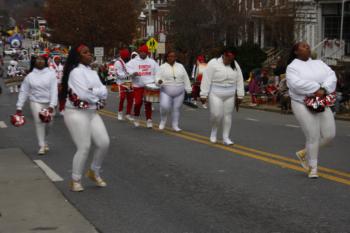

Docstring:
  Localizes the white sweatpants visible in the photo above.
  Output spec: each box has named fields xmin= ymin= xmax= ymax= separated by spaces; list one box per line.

xmin=209 ymin=86 xmax=236 ymax=140
xmin=30 ymin=101 xmax=53 ymax=148
xmin=64 ymin=108 xmax=110 ymax=181
xmin=160 ymin=85 xmax=185 ymax=128
xmin=291 ymin=100 xmax=336 ymax=168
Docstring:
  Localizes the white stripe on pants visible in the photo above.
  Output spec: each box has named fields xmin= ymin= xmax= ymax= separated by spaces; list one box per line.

xmin=209 ymin=87 xmax=236 ymax=140
xmin=291 ymin=100 xmax=336 ymax=168
xmin=64 ymin=108 xmax=110 ymax=181
xmin=160 ymin=85 xmax=185 ymax=128
xmin=30 ymin=101 xmax=53 ymax=148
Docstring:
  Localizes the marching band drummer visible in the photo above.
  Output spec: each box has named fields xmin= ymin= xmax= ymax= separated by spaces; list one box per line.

xmin=115 ymin=49 xmax=134 ymax=121
xmin=127 ymin=45 xmax=159 ymax=128
xmin=15 ymin=55 xmax=58 ymax=155
xmin=200 ymin=47 xmax=245 ymax=146
xmin=156 ymin=51 xmax=192 ymax=132
xmin=60 ymin=44 xmax=110 ymax=192
xmin=191 ymin=55 xmax=207 ymax=108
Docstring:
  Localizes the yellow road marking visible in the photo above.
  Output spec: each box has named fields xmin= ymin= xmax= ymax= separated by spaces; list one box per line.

xmin=98 ymin=110 xmax=350 ymax=186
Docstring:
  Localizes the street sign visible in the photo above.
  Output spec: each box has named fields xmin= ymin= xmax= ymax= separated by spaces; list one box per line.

xmin=159 ymin=32 xmax=166 ymax=43
xmin=157 ymin=42 xmax=166 ymax=54
xmin=94 ymin=47 xmax=104 ymax=57
xmin=146 ymin=37 xmax=158 ymax=53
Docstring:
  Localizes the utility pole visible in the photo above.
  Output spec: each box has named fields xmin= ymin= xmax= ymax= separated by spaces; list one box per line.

xmin=148 ymin=0 xmax=153 ymax=37
xmin=340 ymin=0 xmax=345 ymax=42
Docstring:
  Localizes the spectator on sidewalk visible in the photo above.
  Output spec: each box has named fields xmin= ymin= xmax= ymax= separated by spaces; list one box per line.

xmin=248 ymin=69 xmax=262 ymax=106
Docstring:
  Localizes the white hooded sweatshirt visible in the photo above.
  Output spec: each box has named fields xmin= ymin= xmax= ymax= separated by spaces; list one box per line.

xmin=126 ymin=56 xmax=160 ymax=87
xmin=16 ymin=67 xmax=58 ymax=110
xmin=286 ymin=58 xmax=337 ymax=103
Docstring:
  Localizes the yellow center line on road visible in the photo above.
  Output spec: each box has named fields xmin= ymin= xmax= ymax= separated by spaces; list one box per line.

xmin=98 ymin=109 xmax=350 ymax=186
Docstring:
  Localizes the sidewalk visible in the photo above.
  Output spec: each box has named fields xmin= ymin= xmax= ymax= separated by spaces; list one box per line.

xmin=240 ymin=96 xmax=350 ymax=122
xmin=0 ymin=148 xmax=98 ymax=233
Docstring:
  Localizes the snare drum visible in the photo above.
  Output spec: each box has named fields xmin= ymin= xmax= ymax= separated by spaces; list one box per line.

xmin=144 ymin=83 xmax=160 ymax=103
xmin=120 ymin=81 xmax=133 ymax=92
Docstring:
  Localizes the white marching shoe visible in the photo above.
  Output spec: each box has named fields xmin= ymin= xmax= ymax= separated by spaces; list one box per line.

xmin=210 ymin=128 xmax=217 ymax=143
xmin=223 ymin=138 xmax=234 ymax=146
xmin=172 ymin=126 xmax=182 ymax=132
xmin=308 ymin=167 xmax=319 ymax=179
xmin=146 ymin=119 xmax=153 ymax=128
xmin=117 ymin=112 xmax=123 ymax=121
xmin=159 ymin=120 xmax=166 ymax=130
xmin=125 ymin=114 xmax=134 ymax=121
xmin=133 ymin=117 xmax=140 ymax=127
xmin=38 ymin=146 xmax=46 ymax=155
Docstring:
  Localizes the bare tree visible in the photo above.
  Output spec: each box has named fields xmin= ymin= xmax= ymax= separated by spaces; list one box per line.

xmin=45 ymin=0 xmax=137 ymax=49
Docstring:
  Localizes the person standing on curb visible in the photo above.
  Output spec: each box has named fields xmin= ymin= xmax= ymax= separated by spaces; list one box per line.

xmin=60 ymin=44 xmax=110 ymax=192
xmin=286 ymin=41 xmax=337 ymax=179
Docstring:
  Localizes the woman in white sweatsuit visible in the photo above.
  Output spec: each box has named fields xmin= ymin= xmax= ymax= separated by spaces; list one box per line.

xmin=156 ymin=51 xmax=192 ymax=131
xmin=15 ymin=55 xmax=57 ymax=155
xmin=61 ymin=45 xmax=110 ymax=192
xmin=200 ymin=48 xmax=244 ymax=145
xmin=286 ymin=42 xmax=337 ymax=179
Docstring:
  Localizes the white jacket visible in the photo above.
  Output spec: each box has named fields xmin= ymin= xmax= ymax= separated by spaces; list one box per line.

xmin=126 ymin=57 xmax=160 ymax=87
xmin=155 ymin=62 xmax=192 ymax=93
xmin=114 ymin=58 xmax=131 ymax=84
xmin=50 ymin=62 xmax=64 ymax=84
xmin=66 ymin=64 xmax=107 ymax=110
xmin=200 ymin=57 xmax=245 ymax=98
xmin=16 ymin=68 xmax=58 ymax=110
xmin=286 ymin=59 xmax=337 ymax=103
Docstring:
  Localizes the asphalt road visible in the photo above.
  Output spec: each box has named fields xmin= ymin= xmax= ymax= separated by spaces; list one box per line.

xmin=1 ymin=58 xmax=350 ymax=233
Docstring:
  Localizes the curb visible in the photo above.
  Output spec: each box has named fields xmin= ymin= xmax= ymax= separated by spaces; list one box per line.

xmin=240 ymin=104 xmax=350 ymax=122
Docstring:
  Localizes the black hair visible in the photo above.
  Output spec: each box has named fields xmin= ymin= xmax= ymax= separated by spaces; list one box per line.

xmin=60 ymin=45 xmax=82 ymax=102
xmin=221 ymin=47 xmax=237 ymax=70
xmin=29 ymin=55 xmax=48 ymax=72
xmin=287 ymin=42 xmax=301 ymax=65
xmin=164 ymin=50 xmax=176 ymax=64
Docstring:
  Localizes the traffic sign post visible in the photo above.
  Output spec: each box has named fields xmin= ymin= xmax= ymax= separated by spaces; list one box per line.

xmin=146 ymin=37 xmax=158 ymax=53
xmin=94 ymin=47 xmax=104 ymax=64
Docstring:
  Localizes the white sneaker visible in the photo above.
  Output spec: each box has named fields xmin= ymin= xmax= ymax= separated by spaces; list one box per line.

xmin=125 ymin=114 xmax=134 ymax=121
xmin=308 ymin=167 xmax=318 ymax=179
xmin=117 ymin=112 xmax=123 ymax=121
xmin=223 ymin=138 xmax=234 ymax=146
xmin=146 ymin=119 xmax=153 ymax=128
xmin=70 ymin=180 xmax=84 ymax=192
xmin=38 ymin=147 xmax=46 ymax=155
xmin=193 ymin=100 xmax=198 ymax=106
xmin=172 ymin=126 xmax=182 ymax=132
xmin=296 ymin=149 xmax=309 ymax=170
xmin=202 ymin=103 xmax=208 ymax=109
xmin=159 ymin=120 xmax=166 ymax=130
xmin=44 ymin=144 xmax=50 ymax=152
xmin=59 ymin=111 xmax=65 ymax=116
xmin=210 ymin=128 xmax=217 ymax=143
xmin=134 ymin=118 xmax=140 ymax=127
